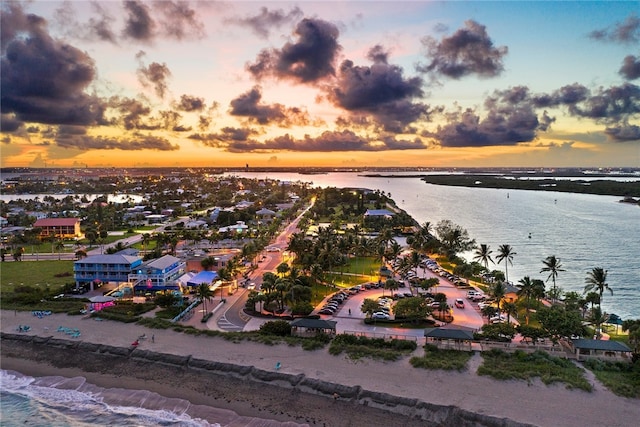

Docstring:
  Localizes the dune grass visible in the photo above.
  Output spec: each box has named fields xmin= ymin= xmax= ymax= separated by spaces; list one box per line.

xmin=410 ymin=344 xmax=473 ymax=371
xmin=478 ymin=349 xmax=592 ymax=391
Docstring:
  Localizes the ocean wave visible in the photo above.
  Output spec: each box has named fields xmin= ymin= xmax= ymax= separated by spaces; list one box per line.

xmin=1 ymin=369 xmax=221 ymax=426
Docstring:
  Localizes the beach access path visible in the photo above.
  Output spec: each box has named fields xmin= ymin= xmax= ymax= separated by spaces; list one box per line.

xmin=2 ymin=308 xmax=638 ymax=427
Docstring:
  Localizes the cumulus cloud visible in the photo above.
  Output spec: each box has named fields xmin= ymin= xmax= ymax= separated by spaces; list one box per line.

xmin=327 ymin=45 xmax=432 ymax=132
xmin=247 ymin=18 xmax=341 ymax=83
xmin=589 ymin=13 xmax=640 ymax=44
xmin=229 ymin=6 xmax=303 ymax=39
xmin=192 ymin=128 xmax=427 ymax=153
xmin=175 ymin=94 xmax=206 ymax=112
xmin=1 ymin=4 xmax=106 ymax=129
xmin=188 ymin=127 xmax=260 ymax=147
xmin=619 ymin=54 xmax=640 ymax=80
xmin=604 ymin=124 xmax=640 ymax=142
xmin=123 ymin=1 xmax=155 ymax=42
xmin=55 ymin=131 xmax=179 ymax=151
xmin=432 ymin=86 xmax=549 ymax=147
xmin=418 ymin=20 xmax=508 ymax=79
xmin=53 ymin=1 xmax=117 ymax=43
xmin=154 ymin=1 xmax=205 ymax=40
xmin=136 ymin=52 xmax=172 ymax=99
xmin=229 ymin=86 xmax=310 ymax=126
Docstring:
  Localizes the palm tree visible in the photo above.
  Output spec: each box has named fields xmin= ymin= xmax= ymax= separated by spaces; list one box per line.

xmin=540 ymin=255 xmax=565 ymax=303
xmin=584 ymin=267 xmax=613 ymax=309
xmin=490 ymin=281 xmax=506 ymax=313
xmin=496 ymin=244 xmax=517 ymax=284
xmin=517 ymin=276 xmax=538 ymax=325
xmin=588 ymin=306 xmax=609 ymax=339
xmin=196 ymin=282 xmax=214 ymax=319
xmin=473 ymin=244 xmax=494 ymax=274
xmin=502 ymin=301 xmax=518 ymax=324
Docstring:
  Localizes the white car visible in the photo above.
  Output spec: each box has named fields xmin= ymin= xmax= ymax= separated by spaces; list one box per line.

xmin=371 ymin=312 xmax=390 ymax=320
xmin=490 ymin=314 xmax=507 ymax=323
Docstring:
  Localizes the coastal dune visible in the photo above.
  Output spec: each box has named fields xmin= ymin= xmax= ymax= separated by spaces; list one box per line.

xmin=1 ymin=310 xmax=638 ymax=427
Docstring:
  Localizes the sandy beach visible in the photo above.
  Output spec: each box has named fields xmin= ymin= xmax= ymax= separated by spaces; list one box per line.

xmin=1 ymin=309 xmax=638 ymax=427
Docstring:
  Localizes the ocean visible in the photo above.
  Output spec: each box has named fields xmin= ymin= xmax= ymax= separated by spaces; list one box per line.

xmin=0 ymin=370 xmax=306 ymax=427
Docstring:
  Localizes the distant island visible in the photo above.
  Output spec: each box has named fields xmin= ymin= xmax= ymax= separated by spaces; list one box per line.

xmin=362 ymin=173 xmax=640 ymax=200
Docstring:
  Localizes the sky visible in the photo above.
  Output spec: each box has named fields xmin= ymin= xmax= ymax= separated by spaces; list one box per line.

xmin=1 ymin=1 xmax=639 ymax=169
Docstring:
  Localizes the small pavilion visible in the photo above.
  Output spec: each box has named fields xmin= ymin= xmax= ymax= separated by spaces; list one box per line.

xmin=424 ymin=327 xmax=475 ymax=351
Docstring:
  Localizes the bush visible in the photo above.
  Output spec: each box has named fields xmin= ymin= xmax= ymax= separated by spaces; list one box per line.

xmin=259 ymin=320 xmax=292 ymax=336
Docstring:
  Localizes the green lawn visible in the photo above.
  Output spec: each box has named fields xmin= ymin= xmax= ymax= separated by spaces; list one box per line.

xmin=0 ymin=260 xmax=74 ymax=293
xmin=583 ymin=358 xmax=640 ymax=398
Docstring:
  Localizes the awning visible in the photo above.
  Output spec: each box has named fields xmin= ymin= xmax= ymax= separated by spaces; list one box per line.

xmin=89 ymin=295 xmax=116 ymax=303
xmin=186 ymin=270 xmax=219 ymax=286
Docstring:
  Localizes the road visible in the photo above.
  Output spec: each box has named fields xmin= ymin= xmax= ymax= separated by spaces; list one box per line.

xmin=215 ymin=201 xmax=315 ymax=331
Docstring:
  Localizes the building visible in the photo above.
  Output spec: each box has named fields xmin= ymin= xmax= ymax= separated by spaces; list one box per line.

xmin=74 ymin=253 xmax=143 ymax=290
xmin=33 ymin=218 xmax=82 ymax=240
xmin=129 ymin=254 xmax=186 ymax=291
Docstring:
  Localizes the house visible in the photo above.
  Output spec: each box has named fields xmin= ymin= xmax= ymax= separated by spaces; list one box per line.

xmin=364 ymin=209 xmax=394 ymax=220
xmin=74 ymin=253 xmax=143 ymax=290
xmin=0 ymin=217 xmax=8 ymax=228
xmin=255 ymin=208 xmax=276 ymax=222
xmin=503 ymin=283 xmax=521 ymax=304
xmin=129 ymin=254 xmax=186 ymax=291
xmin=33 ymin=218 xmax=82 ymax=240
xmin=218 ymin=221 xmax=249 ymax=234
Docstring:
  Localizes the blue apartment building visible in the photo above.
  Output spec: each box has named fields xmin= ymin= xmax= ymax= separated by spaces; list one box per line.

xmin=74 ymin=254 xmax=143 ymax=290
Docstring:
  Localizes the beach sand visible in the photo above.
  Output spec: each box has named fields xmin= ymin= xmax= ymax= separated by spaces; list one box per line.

xmin=2 ymin=309 xmax=638 ymax=427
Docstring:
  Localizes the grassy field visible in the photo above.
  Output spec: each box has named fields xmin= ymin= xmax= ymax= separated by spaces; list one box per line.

xmin=583 ymin=358 xmax=640 ymax=398
xmin=0 ymin=260 xmax=75 ymax=293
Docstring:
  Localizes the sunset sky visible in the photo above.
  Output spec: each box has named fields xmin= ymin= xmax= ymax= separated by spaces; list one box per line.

xmin=1 ymin=1 xmax=639 ymax=169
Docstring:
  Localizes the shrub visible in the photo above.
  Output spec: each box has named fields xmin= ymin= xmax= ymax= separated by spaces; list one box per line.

xmin=259 ymin=320 xmax=292 ymax=336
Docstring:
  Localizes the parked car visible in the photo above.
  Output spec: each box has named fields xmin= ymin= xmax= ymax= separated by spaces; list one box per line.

xmin=455 ymin=298 xmax=465 ymax=308
xmin=490 ymin=314 xmax=507 ymax=323
xmin=319 ymin=308 xmax=335 ymax=315
xmin=371 ymin=312 xmax=390 ymax=320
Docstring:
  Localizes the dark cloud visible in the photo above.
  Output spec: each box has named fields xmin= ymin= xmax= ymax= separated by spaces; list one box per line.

xmin=123 ymin=1 xmax=155 ymax=42
xmin=55 ymin=131 xmax=179 ymax=151
xmin=569 ymin=83 xmax=640 ymax=124
xmin=136 ymin=54 xmax=172 ymax=99
xmin=328 ymin=47 xmax=430 ymax=132
xmin=432 ymin=86 xmax=548 ymax=147
xmin=158 ymin=110 xmax=190 ymax=132
xmin=532 ymin=83 xmax=590 ymax=108
xmin=176 ymin=95 xmax=205 ymax=112
xmin=188 ymin=127 xmax=260 ymax=147
xmin=589 ymin=13 xmax=640 ymax=44
xmin=154 ymin=1 xmax=205 ymax=40
xmin=229 ymin=86 xmax=310 ymax=126
xmin=1 ymin=113 xmax=22 ymax=132
xmin=247 ymin=18 xmax=341 ymax=83
xmin=52 ymin=1 xmax=117 ymax=44
xmin=229 ymin=6 xmax=303 ymax=39
xmin=604 ymin=124 xmax=640 ymax=142
xmin=620 ymin=54 xmax=640 ymax=80
xmin=1 ymin=4 xmax=106 ymax=128
xmin=198 ymin=115 xmax=212 ymax=131
xmin=418 ymin=20 xmax=508 ymax=79
xmin=109 ymin=96 xmax=153 ymax=130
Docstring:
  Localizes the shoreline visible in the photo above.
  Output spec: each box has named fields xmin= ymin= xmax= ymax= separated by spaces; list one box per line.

xmin=1 ymin=310 xmax=639 ymax=427
xmin=0 ymin=335 xmax=515 ymax=427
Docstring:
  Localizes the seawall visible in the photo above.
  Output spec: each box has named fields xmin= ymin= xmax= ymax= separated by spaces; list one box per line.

xmin=1 ymin=333 xmax=532 ymax=427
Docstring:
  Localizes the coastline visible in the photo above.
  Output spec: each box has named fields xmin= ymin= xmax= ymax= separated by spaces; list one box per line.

xmin=1 ymin=310 xmax=639 ymax=427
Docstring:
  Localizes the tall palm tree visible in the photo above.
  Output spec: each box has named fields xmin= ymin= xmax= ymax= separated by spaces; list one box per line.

xmin=196 ymin=282 xmax=214 ymax=319
xmin=490 ymin=281 xmax=506 ymax=313
xmin=540 ymin=255 xmax=565 ymax=303
xmin=584 ymin=267 xmax=613 ymax=309
xmin=496 ymin=244 xmax=516 ymax=284
xmin=473 ymin=244 xmax=494 ymax=278
xmin=517 ymin=276 xmax=537 ymax=325
xmin=502 ymin=301 xmax=518 ymax=324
